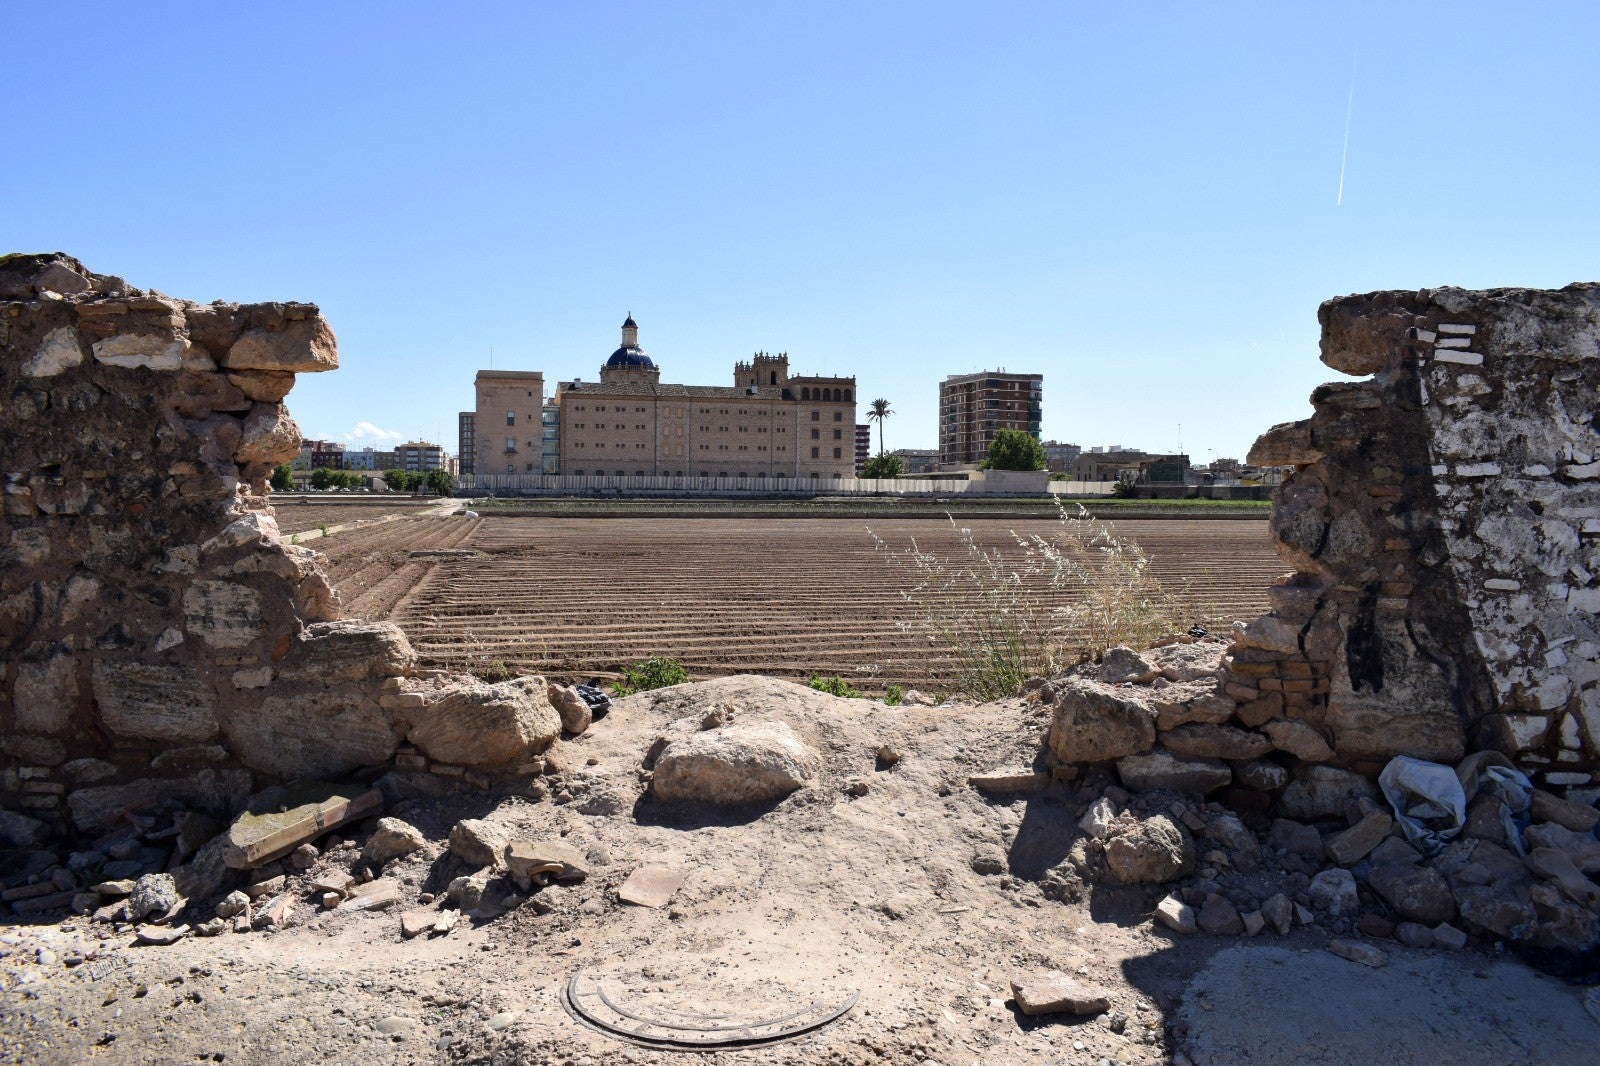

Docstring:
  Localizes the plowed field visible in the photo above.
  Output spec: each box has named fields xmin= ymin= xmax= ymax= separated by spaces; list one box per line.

xmin=316 ymin=515 xmax=1284 ymax=692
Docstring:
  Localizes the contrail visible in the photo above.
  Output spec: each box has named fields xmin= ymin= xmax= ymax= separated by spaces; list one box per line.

xmin=1337 ymin=50 xmax=1357 ymax=206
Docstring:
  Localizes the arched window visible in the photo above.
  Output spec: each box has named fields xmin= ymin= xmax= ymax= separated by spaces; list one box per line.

xmin=615 ymin=470 xmax=624 ymax=477
xmin=843 ymin=389 xmax=852 ymax=401
xmin=801 ymin=387 xmax=811 ymax=400
xmin=770 ymin=371 xmax=777 ymax=385
xmin=737 ymin=470 xmax=748 ymax=478
xmin=574 ymin=469 xmax=584 ymax=476
xmin=832 ymin=388 xmax=842 ymax=402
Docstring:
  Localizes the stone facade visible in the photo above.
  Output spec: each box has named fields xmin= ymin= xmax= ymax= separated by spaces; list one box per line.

xmin=473 ymin=371 xmax=545 ymax=476
xmin=1 ymin=255 xmax=570 ymax=843
xmin=553 ymin=320 xmax=858 ymax=480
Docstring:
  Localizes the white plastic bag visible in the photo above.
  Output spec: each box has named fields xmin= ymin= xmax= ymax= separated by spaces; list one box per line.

xmin=1378 ymin=756 xmax=1467 ymax=853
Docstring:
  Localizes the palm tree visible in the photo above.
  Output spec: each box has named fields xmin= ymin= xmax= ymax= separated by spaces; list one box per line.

xmin=867 ymin=398 xmax=894 ymax=455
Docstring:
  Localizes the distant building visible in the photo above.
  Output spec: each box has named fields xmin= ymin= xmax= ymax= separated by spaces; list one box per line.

xmin=1141 ymin=454 xmax=1191 ymax=484
xmin=475 ymin=370 xmax=545 ymax=476
xmin=457 ymin=412 xmax=476 ymax=475
xmin=551 ymin=317 xmax=857 ymax=480
xmin=395 ymin=441 xmax=445 ymax=472
xmin=344 ymin=448 xmax=378 ymax=471
xmin=373 ymin=450 xmax=398 ymax=470
xmin=294 ymin=439 xmax=345 ymax=471
xmin=1042 ymin=440 xmax=1081 ymax=474
xmin=855 ymin=424 xmax=871 ymax=473
xmin=938 ymin=371 xmax=1042 ymax=468
xmin=1074 ymin=448 xmax=1149 ymax=483
xmin=892 ymin=448 xmax=940 ymax=474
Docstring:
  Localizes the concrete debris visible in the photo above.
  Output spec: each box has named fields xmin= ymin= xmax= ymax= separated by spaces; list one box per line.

xmin=1326 ymin=939 xmax=1386 ymax=968
xmin=1009 ymin=972 xmax=1110 ymax=1016
xmin=222 ymin=782 xmax=381 ymax=870
xmin=617 ymin=865 xmax=688 ymax=908
xmin=361 ymin=817 xmax=426 ymax=867
xmin=1155 ymin=895 xmax=1196 ymax=934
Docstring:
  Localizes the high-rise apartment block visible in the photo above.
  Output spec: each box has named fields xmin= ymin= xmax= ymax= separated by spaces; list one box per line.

xmin=938 ymin=371 xmax=1043 ymax=467
xmin=457 ymin=412 xmax=476 ymax=475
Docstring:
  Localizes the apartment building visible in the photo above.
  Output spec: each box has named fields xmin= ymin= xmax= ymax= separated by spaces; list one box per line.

xmin=938 ymin=371 xmax=1043 ymax=467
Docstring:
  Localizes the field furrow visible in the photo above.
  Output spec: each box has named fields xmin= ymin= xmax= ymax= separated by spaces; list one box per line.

xmin=317 ymin=515 xmax=1284 ymax=692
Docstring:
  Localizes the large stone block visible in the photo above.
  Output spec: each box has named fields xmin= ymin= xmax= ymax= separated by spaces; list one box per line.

xmin=13 ymin=652 xmax=79 ymax=734
xmin=652 ymin=721 xmax=821 ymax=805
xmin=91 ymin=660 xmax=218 ymax=742
xmin=407 ymin=676 xmax=561 ymax=769
xmin=181 ymin=580 xmax=264 ymax=649
xmin=1046 ymin=679 xmax=1157 ymax=764
xmin=68 ymin=769 xmax=252 ymax=832
xmin=276 ymin=620 xmax=415 ymax=683
xmin=224 ymin=685 xmax=401 ymax=779
xmin=221 ymin=319 xmax=338 ymax=373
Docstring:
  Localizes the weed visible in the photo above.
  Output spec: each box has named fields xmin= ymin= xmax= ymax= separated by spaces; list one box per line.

xmin=883 ymin=683 xmax=904 ymax=706
xmin=319 ymin=522 xmax=330 ymax=537
xmin=612 ymin=655 xmax=689 ymax=696
xmin=808 ymin=674 xmax=861 ymax=699
xmin=873 ymin=503 xmax=1185 ymax=701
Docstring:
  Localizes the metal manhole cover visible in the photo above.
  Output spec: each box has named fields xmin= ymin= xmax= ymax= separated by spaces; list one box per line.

xmin=561 ymin=969 xmax=859 ymax=1051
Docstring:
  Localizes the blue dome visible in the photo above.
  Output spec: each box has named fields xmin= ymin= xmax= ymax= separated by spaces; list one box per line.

xmin=607 ymin=345 xmax=654 ymax=369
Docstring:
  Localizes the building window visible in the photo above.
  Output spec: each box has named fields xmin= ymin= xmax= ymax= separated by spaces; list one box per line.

xmin=505 ymin=437 xmax=516 ymax=452
xmin=811 ymin=411 xmax=820 ymax=421
xmin=833 ymin=448 xmax=842 ymax=459
xmin=810 ymin=428 xmax=819 ymax=439
xmin=833 ymin=429 xmax=841 ymax=440
xmin=811 ymin=447 xmax=819 ymax=459
xmin=833 ymin=412 xmax=842 ymax=422
xmin=506 ymin=413 xmax=515 ymax=426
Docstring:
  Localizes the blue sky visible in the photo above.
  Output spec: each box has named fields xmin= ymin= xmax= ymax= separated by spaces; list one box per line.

xmin=8 ymin=2 xmax=1598 ymax=461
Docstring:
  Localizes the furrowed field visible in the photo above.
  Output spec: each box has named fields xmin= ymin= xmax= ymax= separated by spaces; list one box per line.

xmin=299 ymin=510 xmax=1284 ymax=694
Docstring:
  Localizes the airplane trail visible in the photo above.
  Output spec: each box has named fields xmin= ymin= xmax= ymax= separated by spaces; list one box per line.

xmin=1337 ymin=50 xmax=1357 ymax=207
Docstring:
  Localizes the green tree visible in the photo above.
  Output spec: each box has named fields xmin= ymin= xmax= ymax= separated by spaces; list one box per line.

xmin=269 ymin=464 xmax=293 ymax=491
xmin=382 ymin=468 xmax=409 ymax=492
xmin=984 ymin=429 xmax=1047 ymax=471
xmin=424 ymin=467 xmax=454 ymax=496
xmin=308 ymin=466 xmax=334 ymax=490
xmin=866 ymin=398 xmax=894 ymax=455
xmin=862 ymin=453 xmax=904 ymax=479
xmin=334 ymin=470 xmax=364 ymax=490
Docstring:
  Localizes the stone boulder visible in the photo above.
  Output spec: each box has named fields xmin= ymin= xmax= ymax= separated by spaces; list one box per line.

xmin=651 ymin=721 xmax=821 ymax=805
xmin=1161 ymin=723 xmax=1272 ymax=761
xmin=1143 ymin=640 xmax=1227 ymax=683
xmin=1046 ymin=679 xmax=1157 ymax=764
xmin=1368 ymin=865 xmax=1456 ymax=925
xmin=1278 ymin=765 xmax=1379 ymax=820
xmin=1103 ymin=814 xmax=1194 ymax=884
xmin=449 ymin=819 xmax=512 ymax=869
xmin=408 ymin=676 xmax=562 ymax=769
xmin=362 ymin=818 xmax=426 ymax=867
xmin=1097 ymin=647 xmax=1156 ymax=685
xmin=1117 ymin=749 xmax=1231 ymax=794
xmin=547 ymin=683 xmax=592 ymax=735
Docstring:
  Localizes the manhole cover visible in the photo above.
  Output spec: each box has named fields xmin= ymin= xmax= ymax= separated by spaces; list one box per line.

xmin=561 ymin=969 xmax=859 ymax=1051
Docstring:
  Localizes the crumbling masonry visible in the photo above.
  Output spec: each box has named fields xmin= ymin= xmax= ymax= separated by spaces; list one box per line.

xmin=1 ymin=255 xmax=569 ymax=847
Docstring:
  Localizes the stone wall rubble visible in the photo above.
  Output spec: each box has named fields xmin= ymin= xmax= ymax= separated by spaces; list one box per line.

xmin=0 ymin=255 xmax=586 ymax=847
xmin=1044 ymin=282 xmax=1600 ymax=802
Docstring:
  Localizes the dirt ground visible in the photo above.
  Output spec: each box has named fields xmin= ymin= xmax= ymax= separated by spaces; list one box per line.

xmin=315 ymin=515 xmax=1285 ymax=690
xmin=4 ymin=677 xmax=1591 ymax=1066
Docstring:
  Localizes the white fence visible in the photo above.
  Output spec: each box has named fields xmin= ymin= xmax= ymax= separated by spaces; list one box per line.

xmin=459 ymin=473 xmax=1119 ymax=497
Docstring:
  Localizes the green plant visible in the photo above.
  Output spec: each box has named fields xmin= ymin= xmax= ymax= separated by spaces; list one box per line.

xmin=308 ymin=466 xmax=335 ymax=490
xmin=884 ymin=683 xmax=904 ymax=706
xmin=425 ymin=467 xmax=455 ymax=496
xmin=807 ymin=674 xmax=861 ymax=698
xmin=862 ymin=453 xmax=904 ymax=479
xmin=1049 ymin=472 xmax=1074 ymax=482
xmin=270 ymin=463 xmax=294 ymax=491
xmin=612 ymin=655 xmax=690 ymax=696
xmin=1111 ymin=478 xmax=1138 ymax=498
xmin=318 ymin=522 xmax=329 ymax=537
xmin=872 ymin=503 xmax=1184 ymax=700
xmin=866 ymin=398 xmax=894 ymax=454
xmin=984 ymin=429 xmax=1047 ymax=471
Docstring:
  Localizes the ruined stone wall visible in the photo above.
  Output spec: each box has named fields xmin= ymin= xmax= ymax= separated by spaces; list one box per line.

xmin=1247 ymin=283 xmax=1600 ymax=790
xmin=0 ymin=255 xmax=566 ymax=845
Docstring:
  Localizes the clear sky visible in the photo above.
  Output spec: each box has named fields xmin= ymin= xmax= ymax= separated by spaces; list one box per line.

xmin=8 ymin=2 xmax=1598 ymax=462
